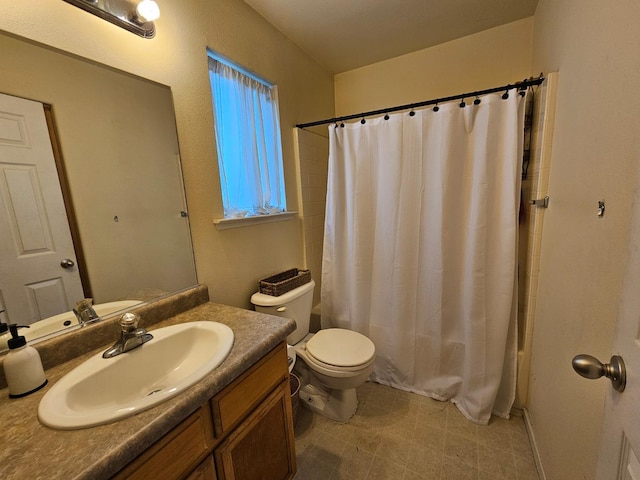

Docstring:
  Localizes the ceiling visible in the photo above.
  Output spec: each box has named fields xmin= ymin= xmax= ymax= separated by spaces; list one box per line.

xmin=244 ymin=0 xmax=539 ymax=74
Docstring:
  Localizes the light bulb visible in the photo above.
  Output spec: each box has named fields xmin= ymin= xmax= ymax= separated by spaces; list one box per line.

xmin=135 ymin=0 xmax=160 ymax=22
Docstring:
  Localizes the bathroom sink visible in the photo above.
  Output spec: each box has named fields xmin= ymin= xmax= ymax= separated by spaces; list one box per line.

xmin=1 ymin=300 xmax=143 ymax=347
xmin=38 ymin=321 xmax=234 ymax=430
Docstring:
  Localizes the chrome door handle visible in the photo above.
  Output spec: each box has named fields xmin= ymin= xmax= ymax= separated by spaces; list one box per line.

xmin=572 ymin=354 xmax=626 ymax=392
xmin=60 ymin=258 xmax=75 ymax=269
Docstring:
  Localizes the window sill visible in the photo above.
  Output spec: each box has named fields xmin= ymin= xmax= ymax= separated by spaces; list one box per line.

xmin=213 ymin=211 xmax=298 ymax=230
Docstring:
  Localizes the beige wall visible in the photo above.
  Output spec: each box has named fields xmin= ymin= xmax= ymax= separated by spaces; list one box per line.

xmin=528 ymin=1 xmax=640 ymax=478
xmin=334 ymin=18 xmax=534 ymax=116
xmin=0 ymin=0 xmax=335 ymax=308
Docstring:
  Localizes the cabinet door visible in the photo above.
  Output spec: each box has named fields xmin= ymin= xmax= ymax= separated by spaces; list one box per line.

xmin=215 ymin=379 xmax=296 ymax=480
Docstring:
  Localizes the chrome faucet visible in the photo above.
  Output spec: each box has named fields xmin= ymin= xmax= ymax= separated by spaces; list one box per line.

xmin=73 ymin=298 xmax=100 ymax=326
xmin=103 ymin=312 xmax=153 ymax=358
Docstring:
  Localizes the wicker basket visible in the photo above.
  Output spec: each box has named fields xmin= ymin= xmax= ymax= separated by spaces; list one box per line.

xmin=258 ymin=268 xmax=311 ymax=296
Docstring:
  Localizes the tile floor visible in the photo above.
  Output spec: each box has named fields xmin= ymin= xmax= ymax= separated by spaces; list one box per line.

xmin=293 ymin=382 xmax=539 ymax=480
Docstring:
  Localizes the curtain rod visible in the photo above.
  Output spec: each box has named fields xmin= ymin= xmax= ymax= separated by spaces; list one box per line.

xmin=296 ymin=76 xmax=545 ymax=129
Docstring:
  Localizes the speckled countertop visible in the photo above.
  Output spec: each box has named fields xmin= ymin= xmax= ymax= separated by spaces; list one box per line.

xmin=0 ymin=298 xmax=295 ymax=480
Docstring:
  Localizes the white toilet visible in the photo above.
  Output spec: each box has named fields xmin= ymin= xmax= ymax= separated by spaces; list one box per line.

xmin=251 ymin=279 xmax=375 ymax=422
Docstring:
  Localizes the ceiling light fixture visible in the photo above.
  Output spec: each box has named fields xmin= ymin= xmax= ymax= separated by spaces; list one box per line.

xmin=63 ymin=0 xmax=160 ymax=39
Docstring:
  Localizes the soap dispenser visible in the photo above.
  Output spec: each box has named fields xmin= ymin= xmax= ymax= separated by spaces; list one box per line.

xmin=3 ymin=324 xmax=47 ymax=398
xmin=0 ymin=316 xmax=8 ymax=350
xmin=0 ymin=320 xmax=11 ymax=349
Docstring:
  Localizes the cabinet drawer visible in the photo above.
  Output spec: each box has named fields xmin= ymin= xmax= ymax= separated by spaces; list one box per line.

xmin=211 ymin=342 xmax=288 ymax=437
xmin=113 ymin=407 xmax=214 ymax=480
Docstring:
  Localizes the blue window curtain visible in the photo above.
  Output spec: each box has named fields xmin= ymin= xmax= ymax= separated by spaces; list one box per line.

xmin=208 ymin=56 xmax=287 ymax=218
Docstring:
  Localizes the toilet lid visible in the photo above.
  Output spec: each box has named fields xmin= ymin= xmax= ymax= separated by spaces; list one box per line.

xmin=306 ymin=329 xmax=375 ymax=367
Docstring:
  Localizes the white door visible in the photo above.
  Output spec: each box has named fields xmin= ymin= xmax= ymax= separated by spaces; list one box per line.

xmin=593 ymin=191 xmax=640 ymax=478
xmin=0 ymin=93 xmax=84 ymax=325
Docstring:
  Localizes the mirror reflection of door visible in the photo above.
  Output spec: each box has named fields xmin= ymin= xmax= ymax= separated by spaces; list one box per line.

xmin=0 ymin=93 xmax=84 ymax=325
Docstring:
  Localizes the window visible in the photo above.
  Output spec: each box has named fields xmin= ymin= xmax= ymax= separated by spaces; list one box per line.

xmin=208 ymin=51 xmax=287 ymax=219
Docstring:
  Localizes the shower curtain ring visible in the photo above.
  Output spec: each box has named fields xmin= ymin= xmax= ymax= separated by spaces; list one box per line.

xmin=459 ymin=97 xmax=466 ymax=108
xmin=384 ymin=113 xmax=389 ymax=120
xmin=433 ymin=103 xmax=440 ymax=112
xmin=502 ymin=90 xmax=510 ymax=100
xmin=360 ymin=117 xmax=366 ymax=124
xmin=474 ymin=96 xmax=481 ymax=105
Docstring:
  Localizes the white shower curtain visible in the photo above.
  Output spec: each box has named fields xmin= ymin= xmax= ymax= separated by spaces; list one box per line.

xmin=321 ymin=92 xmax=525 ymax=424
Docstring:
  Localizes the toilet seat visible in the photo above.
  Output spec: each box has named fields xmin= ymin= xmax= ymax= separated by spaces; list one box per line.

xmin=302 ymin=350 xmax=374 ymax=374
xmin=305 ymin=328 xmax=375 ymax=368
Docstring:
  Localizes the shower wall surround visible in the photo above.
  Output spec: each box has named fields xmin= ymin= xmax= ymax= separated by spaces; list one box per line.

xmin=515 ymin=72 xmax=558 ymax=409
xmin=294 ymin=128 xmax=329 ymax=309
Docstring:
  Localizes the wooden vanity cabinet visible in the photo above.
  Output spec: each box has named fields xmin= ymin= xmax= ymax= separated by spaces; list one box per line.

xmin=113 ymin=342 xmax=295 ymax=480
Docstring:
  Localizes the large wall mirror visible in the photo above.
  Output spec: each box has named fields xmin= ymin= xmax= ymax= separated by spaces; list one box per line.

xmin=0 ymin=31 xmax=197 ymax=350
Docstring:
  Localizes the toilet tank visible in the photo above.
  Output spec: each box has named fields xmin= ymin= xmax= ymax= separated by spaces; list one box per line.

xmin=251 ymin=279 xmax=315 ymax=345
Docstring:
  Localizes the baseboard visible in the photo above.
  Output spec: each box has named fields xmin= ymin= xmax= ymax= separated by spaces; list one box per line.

xmin=523 ymin=407 xmax=546 ymax=480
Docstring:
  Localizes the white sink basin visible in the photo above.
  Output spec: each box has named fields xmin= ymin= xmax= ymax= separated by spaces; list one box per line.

xmin=38 ymin=321 xmax=234 ymax=430
xmin=1 ymin=300 xmax=143 ymax=347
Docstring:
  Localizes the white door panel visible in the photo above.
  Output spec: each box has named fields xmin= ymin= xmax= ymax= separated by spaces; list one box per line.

xmin=3 ymin=165 xmax=54 ymax=253
xmin=594 ymin=193 xmax=640 ymax=478
xmin=0 ymin=93 xmax=83 ymax=325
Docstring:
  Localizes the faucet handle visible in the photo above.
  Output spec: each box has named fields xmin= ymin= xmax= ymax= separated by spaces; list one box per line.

xmin=119 ymin=312 xmax=141 ymax=334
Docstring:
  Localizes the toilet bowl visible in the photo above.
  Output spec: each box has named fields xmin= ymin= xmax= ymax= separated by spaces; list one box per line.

xmin=251 ymin=279 xmax=375 ymax=422
xmin=286 ymin=344 xmax=296 ymax=373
